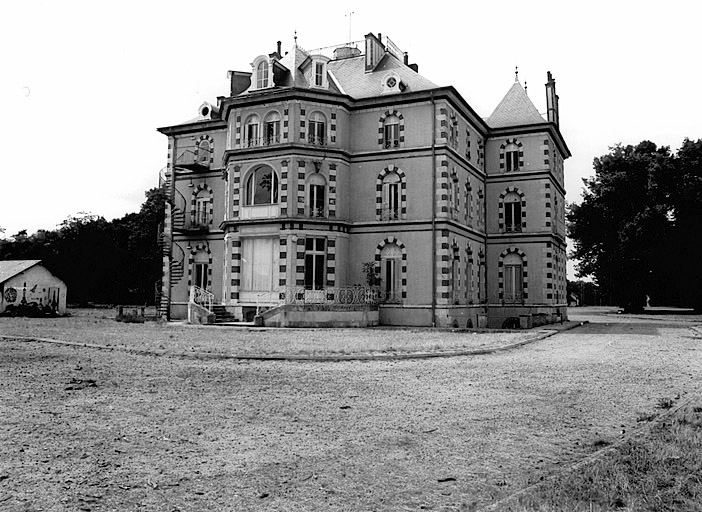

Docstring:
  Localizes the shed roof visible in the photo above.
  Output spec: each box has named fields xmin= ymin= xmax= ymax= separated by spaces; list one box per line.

xmin=0 ymin=260 xmax=42 ymax=284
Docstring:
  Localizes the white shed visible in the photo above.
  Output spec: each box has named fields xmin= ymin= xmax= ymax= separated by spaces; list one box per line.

xmin=0 ymin=260 xmax=67 ymax=315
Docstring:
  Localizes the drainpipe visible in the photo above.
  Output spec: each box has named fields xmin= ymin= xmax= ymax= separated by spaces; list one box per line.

xmin=482 ymin=143 xmax=489 ymax=321
xmin=430 ymin=92 xmax=437 ymax=328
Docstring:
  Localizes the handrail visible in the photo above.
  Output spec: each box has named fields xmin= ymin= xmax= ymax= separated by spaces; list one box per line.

xmin=190 ymin=285 xmax=214 ymax=311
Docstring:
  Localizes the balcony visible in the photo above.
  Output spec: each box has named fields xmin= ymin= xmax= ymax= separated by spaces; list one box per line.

xmin=380 ymin=207 xmax=400 ymax=221
xmin=174 ymin=148 xmax=210 ymax=172
xmin=307 ymin=135 xmax=327 ymax=146
xmin=383 ymin=139 xmax=400 ymax=149
xmin=505 ymin=224 xmax=522 ymax=233
xmin=240 ymin=204 xmax=280 ymax=220
xmin=307 ymin=206 xmax=328 ymax=219
xmin=244 ymin=135 xmax=281 ymax=148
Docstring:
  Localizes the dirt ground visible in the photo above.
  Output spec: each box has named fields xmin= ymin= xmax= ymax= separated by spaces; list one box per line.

xmin=0 ymin=307 xmax=700 ymax=511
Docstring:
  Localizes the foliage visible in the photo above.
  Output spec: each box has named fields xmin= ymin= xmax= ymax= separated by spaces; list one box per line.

xmin=568 ymin=140 xmax=702 ymax=311
xmin=0 ymin=188 xmax=166 ymax=305
xmin=566 ymin=280 xmax=602 ymax=306
xmin=362 ymin=261 xmax=380 ymax=287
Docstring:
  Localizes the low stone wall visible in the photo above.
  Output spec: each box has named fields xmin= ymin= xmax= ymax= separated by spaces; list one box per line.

xmin=260 ymin=304 xmax=379 ymax=328
xmin=487 ymin=305 xmax=568 ymax=329
xmin=187 ymin=302 xmax=215 ymax=325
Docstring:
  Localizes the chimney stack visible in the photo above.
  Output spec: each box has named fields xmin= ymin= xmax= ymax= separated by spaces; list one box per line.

xmin=545 ymin=71 xmax=560 ymax=127
xmin=276 ymin=41 xmax=282 ymax=57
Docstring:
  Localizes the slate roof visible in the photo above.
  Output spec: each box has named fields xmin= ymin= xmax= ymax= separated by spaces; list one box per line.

xmin=486 ymin=80 xmax=546 ymax=128
xmin=327 ymin=53 xmax=438 ymax=99
xmin=0 ymin=260 xmax=41 ymax=284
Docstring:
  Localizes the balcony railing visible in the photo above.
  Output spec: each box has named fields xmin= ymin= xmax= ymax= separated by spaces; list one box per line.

xmin=245 ymin=136 xmax=281 ymax=148
xmin=307 ymin=135 xmax=327 ymax=146
xmin=383 ymin=139 xmax=400 ymax=149
xmin=280 ymin=285 xmax=380 ymax=305
xmin=380 ymin=208 xmax=400 ymax=221
xmin=505 ymin=224 xmax=522 ymax=233
xmin=307 ymin=206 xmax=328 ymax=218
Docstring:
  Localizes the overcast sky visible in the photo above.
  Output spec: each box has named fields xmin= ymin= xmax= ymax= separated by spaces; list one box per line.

xmin=2 ymin=0 xmax=700 ymax=278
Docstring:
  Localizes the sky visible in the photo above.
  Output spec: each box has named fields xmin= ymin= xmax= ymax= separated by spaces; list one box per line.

xmin=1 ymin=0 xmax=701 ymax=279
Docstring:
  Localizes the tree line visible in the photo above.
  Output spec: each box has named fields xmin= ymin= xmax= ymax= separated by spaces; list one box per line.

xmin=0 ymin=188 xmax=165 ymax=306
xmin=568 ymin=138 xmax=702 ymax=312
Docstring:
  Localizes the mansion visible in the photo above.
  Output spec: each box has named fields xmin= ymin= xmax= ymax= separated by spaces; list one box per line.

xmin=157 ymin=32 xmax=569 ymax=328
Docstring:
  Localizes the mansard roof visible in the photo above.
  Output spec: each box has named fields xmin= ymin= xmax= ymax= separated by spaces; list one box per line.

xmin=327 ymin=52 xmax=438 ymax=98
xmin=486 ymin=80 xmax=546 ymax=128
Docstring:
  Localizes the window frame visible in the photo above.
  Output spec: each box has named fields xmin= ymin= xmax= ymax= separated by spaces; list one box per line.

xmin=304 ymin=237 xmax=326 ymax=290
xmin=245 ymin=167 xmax=279 ymax=206
xmin=504 ymin=193 xmax=522 ymax=233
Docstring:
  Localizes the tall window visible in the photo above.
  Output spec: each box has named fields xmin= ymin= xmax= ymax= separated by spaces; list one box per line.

xmin=466 ymin=185 xmax=473 ymax=225
xmin=304 ymin=238 xmax=326 ymax=290
xmin=241 ymin=238 xmax=277 ymax=292
xmin=246 ymin=167 xmax=278 ymax=205
xmin=450 ymin=173 xmax=459 ymax=219
xmin=503 ymin=253 xmax=524 ymax=303
xmin=256 ymin=61 xmax=269 ymax=89
xmin=194 ymin=195 xmax=209 ymax=225
xmin=308 ymin=112 xmax=326 ymax=145
xmin=197 ymin=140 xmax=210 ymax=164
xmin=465 ymin=252 xmax=473 ymax=303
xmin=264 ymin=112 xmax=281 ymax=145
xmin=307 ymin=174 xmax=326 ymax=217
xmin=380 ymin=243 xmax=402 ymax=303
xmin=504 ymin=192 xmax=522 ymax=233
xmin=382 ymin=172 xmax=400 ymax=220
xmin=451 ymin=247 xmax=460 ymax=304
xmin=383 ymin=115 xmax=400 ymax=148
xmin=246 ymin=115 xmax=260 ymax=147
xmin=315 ymin=62 xmax=324 ymax=86
xmin=193 ymin=250 xmax=209 ymax=290
xmin=505 ymin=142 xmax=519 ymax=172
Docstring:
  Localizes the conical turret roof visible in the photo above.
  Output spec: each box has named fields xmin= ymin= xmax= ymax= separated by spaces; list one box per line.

xmin=486 ymin=80 xmax=546 ymax=128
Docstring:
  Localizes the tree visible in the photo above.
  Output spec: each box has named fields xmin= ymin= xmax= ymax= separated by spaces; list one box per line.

xmin=567 ymin=141 xmax=673 ymax=312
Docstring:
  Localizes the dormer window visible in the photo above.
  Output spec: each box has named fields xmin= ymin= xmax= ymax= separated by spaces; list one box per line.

xmin=315 ymin=62 xmax=324 ymax=87
xmin=256 ymin=61 xmax=269 ymax=89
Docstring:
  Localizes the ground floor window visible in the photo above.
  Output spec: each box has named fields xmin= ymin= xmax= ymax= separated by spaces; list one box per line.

xmin=304 ymin=238 xmax=326 ymax=290
xmin=503 ymin=253 xmax=523 ymax=302
xmin=380 ymin=243 xmax=402 ymax=302
xmin=241 ymin=237 xmax=278 ymax=291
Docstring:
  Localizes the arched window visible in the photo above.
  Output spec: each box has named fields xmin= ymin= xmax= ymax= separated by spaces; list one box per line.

xmin=245 ymin=115 xmax=260 ymax=147
xmin=246 ymin=167 xmax=279 ymax=205
xmin=380 ymin=243 xmax=402 ymax=303
xmin=505 ymin=142 xmax=519 ymax=172
xmin=256 ymin=61 xmax=269 ymax=89
xmin=503 ymin=253 xmax=523 ymax=303
xmin=314 ymin=62 xmax=325 ymax=87
xmin=504 ymin=192 xmax=522 ymax=233
xmin=382 ymin=172 xmax=401 ymax=220
xmin=197 ymin=140 xmax=210 ymax=163
xmin=307 ymin=173 xmax=326 ymax=217
xmin=264 ymin=111 xmax=281 ymax=145
xmin=383 ymin=115 xmax=400 ymax=148
xmin=308 ymin=112 xmax=326 ymax=145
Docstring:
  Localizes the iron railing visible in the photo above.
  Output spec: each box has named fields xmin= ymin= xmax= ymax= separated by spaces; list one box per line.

xmin=190 ymin=285 xmax=214 ymax=311
xmin=279 ymin=286 xmax=381 ymax=305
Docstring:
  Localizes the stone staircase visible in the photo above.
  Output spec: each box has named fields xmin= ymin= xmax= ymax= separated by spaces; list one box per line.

xmin=211 ymin=305 xmax=238 ymax=323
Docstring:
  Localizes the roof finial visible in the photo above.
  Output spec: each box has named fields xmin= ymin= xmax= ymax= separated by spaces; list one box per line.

xmin=524 ymin=81 xmax=528 ymax=94
xmin=294 ymin=30 xmax=298 ymax=47
xmin=515 ymin=65 xmax=519 ymax=82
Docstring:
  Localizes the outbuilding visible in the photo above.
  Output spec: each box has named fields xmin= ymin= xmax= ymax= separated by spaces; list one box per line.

xmin=0 ymin=260 xmax=67 ymax=316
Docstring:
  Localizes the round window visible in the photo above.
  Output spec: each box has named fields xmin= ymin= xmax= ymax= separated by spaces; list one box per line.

xmin=386 ymin=77 xmax=397 ymax=88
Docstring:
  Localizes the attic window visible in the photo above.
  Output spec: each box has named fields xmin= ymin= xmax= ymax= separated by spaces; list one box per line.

xmin=256 ymin=61 xmax=269 ymax=89
xmin=315 ymin=62 xmax=324 ymax=87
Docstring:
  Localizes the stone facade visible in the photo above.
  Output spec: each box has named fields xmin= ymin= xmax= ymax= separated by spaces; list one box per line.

xmin=157 ymin=33 xmax=570 ymax=328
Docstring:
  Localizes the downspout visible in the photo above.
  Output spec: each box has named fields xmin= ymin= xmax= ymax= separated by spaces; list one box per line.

xmin=482 ymin=139 xmax=489 ymax=321
xmin=430 ymin=92 xmax=437 ymax=328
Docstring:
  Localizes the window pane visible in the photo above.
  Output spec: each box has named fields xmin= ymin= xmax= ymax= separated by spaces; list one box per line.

xmin=315 ymin=238 xmax=325 ymax=251
xmin=314 ymin=254 xmax=324 ymax=289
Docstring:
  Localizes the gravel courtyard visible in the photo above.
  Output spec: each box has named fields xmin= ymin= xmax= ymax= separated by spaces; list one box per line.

xmin=1 ymin=308 xmax=700 ymax=511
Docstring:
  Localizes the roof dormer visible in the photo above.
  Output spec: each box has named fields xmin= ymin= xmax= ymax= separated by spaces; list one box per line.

xmin=251 ymin=55 xmax=272 ymax=90
xmin=308 ymin=55 xmax=330 ymax=90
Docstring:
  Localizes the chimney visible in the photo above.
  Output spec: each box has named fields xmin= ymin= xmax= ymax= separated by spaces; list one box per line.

xmin=403 ymin=52 xmax=408 ymax=65
xmin=545 ymin=71 xmax=559 ymax=127
xmin=364 ymin=32 xmax=385 ymax=72
xmin=277 ymin=41 xmax=282 ymax=57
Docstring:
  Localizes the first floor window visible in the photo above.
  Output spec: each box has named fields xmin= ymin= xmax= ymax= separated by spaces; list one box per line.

xmin=505 ymin=143 xmax=519 ymax=171
xmin=307 ymin=174 xmax=326 ymax=217
xmin=504 ymin=193 xmax=522 ymax=232
xmin=383 ymin=116 xmax=399 ymax=148
xmin=195 ymin=196 xmax=209 ymax=225
xmin=382 ymin=172 xmax=400 ymax=220
xmin=246 ymin=167 xmax=279 ymax=205
xmin=304 ymin=238 xmax=326 ymax=290
xmin=241 ymin=238 xmax=278 ymax=291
